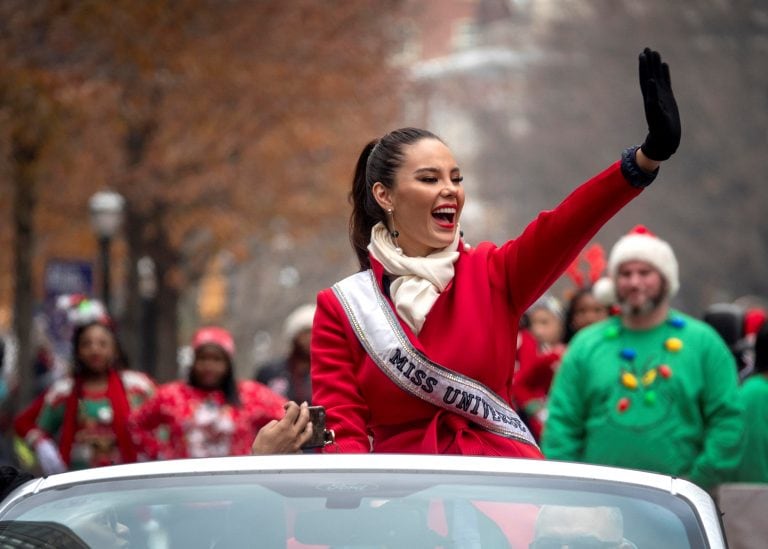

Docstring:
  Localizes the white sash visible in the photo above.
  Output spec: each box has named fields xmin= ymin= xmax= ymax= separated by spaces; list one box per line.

xmin=332 ymin=270 xmax=539 ymax=448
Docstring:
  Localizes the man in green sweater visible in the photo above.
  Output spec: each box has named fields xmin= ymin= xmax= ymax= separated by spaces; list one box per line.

xmin=542 ymin=226 xmax=744 ymax=490
xmin=734 ymin=321 xmax=768 ymax=482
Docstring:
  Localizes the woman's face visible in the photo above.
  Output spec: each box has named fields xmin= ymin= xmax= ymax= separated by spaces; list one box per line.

xmin=570 ymin=292 xmax=610 ymax=332
xmin=191 ymin=344 xmax=230 ymax=389
xmin=373 ymin=138 xmax=465 ymax=257
xmin=77 ymin=324 xmax=116 ymax=375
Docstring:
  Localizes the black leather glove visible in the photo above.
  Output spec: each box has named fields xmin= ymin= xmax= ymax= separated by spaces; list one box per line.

xmin=639 ymin=48 xmax=681 ymax=161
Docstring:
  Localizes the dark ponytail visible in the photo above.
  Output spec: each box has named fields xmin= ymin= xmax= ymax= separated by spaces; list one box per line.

xmin=348 ymin=127 xmax=442 ymax=270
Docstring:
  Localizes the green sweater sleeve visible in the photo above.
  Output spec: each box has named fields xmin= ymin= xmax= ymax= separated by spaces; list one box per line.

xmin=541 ymin=339 xmax=587 ymax=461
xmin=687 ymin=330 xmax=745 ymax=489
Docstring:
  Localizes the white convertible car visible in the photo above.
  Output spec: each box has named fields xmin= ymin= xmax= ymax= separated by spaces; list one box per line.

xmin=0 ymin=454 xmax=725 ymax=548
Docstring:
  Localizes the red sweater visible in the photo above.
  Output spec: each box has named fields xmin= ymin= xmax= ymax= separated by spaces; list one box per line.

xmin=311 ymin=161 xmax=640 ymax=456
xmin=131 ymin=380 xmax=285 ymax=459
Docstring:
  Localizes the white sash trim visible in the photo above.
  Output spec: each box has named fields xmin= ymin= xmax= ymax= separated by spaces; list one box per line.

xmin=332 ymin=270 xmax=538 ymax=449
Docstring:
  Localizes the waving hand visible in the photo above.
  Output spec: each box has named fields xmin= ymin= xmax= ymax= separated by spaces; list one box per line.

xmin=639 ymin=48 xmax=681 ymax=162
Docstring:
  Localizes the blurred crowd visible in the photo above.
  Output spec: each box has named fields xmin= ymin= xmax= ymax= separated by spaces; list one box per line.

xmin=0 ymin=297 xmax=316 ymax=478
xmin=0 ymin=228 xmax=766 ymax=494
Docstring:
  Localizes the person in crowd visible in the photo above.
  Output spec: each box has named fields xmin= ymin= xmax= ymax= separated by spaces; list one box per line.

xmin=515 ymin=284 xmax=610 ymax=441
xmin=702 ymin=302 xmax=752 ymax=378
xmin=733 ymin=320 xmax=768 ymax=482
xmin=311 ymin=48 xmax=681 ymax=455
xmin=543 ymin=226 xmax=744 ymax=490
xmin=23 ymin=320 xmax=156 ymax=474
xmin=527 ymin=295 xmax=566 ymax=351
xmin=255 ymin=304 xmax=316 ymax=404
xmin=530 ymin=505 xmax=637 ymax=549
xmin=743 ymin=307 xmax=768 ymax=372
xmin=513 ymin=295 xmax=566 ymax=440
xmin=132 ymin=326 xmax=287 ymax=459
xmin=516 ymin=281 xmax=611 ymax=442
xmin=702 ymin=303 xmax=767 ymax=380
xmin=562 ymin=243 xmax=612 ymax=343
xmin=563 ymin=288 xmax=611 ymax=344
xmin=12 ymin=298 xmax=119 ymax=473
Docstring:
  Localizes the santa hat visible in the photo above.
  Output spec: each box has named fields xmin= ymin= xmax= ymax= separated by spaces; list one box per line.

xmin=744 ymin=308 xmax=767 ymax=337
xmin=283 ymin=304 xmax=317 ymax=343
xmin=593 ymin=225 xmax=679 ymax=306
xmin=56 ymin=294 xmax=112 ymax=328
xmin=192 ymin=326 xmax=235 ymax=361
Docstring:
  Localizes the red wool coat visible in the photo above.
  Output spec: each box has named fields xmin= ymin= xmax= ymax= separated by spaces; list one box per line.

xmin=311 ymin=161 xmax=641 ymax=457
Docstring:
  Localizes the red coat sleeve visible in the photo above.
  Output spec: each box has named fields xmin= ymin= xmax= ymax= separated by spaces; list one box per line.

xmin=311 ymin=288 xmax=372 ymax=453
xmin=490 ymin=162 xmax=641 ymax=313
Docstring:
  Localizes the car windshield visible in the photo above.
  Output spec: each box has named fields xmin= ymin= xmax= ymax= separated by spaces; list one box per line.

xmin=0 ymin=470 xmax=707 ymax=548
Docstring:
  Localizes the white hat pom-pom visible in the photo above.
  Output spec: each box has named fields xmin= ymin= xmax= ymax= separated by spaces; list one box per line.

xmin=592 ymin=276 xmax=616 ymax=306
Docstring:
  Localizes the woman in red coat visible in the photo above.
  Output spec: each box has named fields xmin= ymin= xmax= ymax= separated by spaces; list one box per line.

xmin=312 ymin=48 xmax=681 ymax=457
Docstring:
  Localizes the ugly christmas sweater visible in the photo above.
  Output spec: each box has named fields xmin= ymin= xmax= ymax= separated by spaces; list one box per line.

xmin=34 ymin=370 xmax=155 ymax=470
xmin=130 ymin=380 xmax=285 ymax=459
xmin=542 ymin=311 xmax=744 ymax=489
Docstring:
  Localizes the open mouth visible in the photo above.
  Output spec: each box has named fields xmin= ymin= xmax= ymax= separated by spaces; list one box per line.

xmin=431 ymin=206 xmax=456 ymax=227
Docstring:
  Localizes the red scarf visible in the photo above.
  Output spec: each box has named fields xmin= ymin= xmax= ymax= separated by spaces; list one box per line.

xmin=59 ymin=369 xmax=138 ymax=466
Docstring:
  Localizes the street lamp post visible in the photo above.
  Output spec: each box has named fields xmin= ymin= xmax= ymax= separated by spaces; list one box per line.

xmin=138 ymin=256 xmax=158 ymax=376
xmin=88 ymin=190 xmax=125 ymax=312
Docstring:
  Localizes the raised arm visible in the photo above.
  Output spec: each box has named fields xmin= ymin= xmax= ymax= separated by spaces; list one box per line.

xmin=499 ymin=48 xmax=682 ymax=312
xmin=636 ymin=47 xmax=681 ymax=170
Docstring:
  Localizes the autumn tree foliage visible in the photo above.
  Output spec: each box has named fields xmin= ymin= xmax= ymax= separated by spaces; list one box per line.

xmin=1 ymin=0 xmax=403 ymax=399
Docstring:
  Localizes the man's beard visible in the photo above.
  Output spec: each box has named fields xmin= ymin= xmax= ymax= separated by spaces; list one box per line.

xmin=618 ymin=280 xmax=668 ymax=318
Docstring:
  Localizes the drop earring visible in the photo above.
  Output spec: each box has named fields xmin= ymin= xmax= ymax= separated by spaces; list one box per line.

xmin=459 ymin=228 xmax=471 ymax=251
xmin=385 ymin=208 xmax=403 ymax=254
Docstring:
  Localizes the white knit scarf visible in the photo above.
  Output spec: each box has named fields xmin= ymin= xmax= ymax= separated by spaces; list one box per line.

xmin=368 ymin=221 xmax=460 ymax=334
